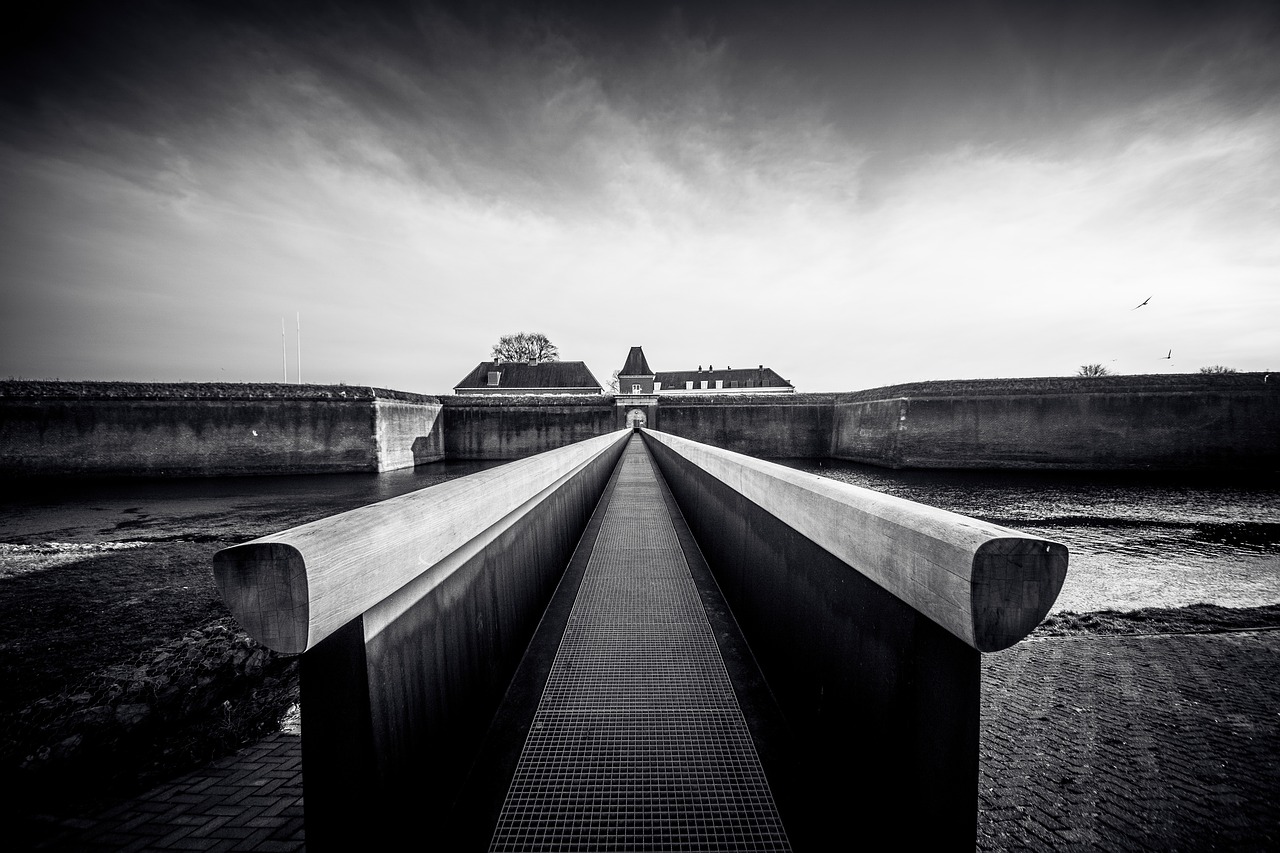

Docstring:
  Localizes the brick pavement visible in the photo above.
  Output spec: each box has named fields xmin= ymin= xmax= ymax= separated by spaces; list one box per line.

xmin=27 ymin=735 xmax=304 ymax=852
xmin=978 ymin=629 xmax=1279 ymax=853
xmin=24 ymin=629 xmax=1279 ymax=852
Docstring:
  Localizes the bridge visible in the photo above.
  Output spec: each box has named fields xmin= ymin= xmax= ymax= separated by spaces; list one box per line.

xmin=214 ymin=429 xmax=1067 ymax=851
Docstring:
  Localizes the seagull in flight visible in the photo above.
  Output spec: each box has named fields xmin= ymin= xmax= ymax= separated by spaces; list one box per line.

xmin=1133 ymin=296 xmax=1152 ymax=310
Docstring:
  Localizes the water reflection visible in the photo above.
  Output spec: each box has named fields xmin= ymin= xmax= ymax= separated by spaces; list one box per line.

xmin=774 ymin=459 xmax=1280 ymax=614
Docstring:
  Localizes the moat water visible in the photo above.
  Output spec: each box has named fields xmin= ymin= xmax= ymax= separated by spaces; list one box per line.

xmin=2 ymin=457 xmax=1276 ymax=615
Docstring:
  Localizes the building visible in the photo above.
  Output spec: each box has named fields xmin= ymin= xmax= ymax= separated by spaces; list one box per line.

xmin=653 ymin=364 xmax=794 ymax=395
xmin=615 ymin=346 xmax=795 ymax=397
xmin=617 ymin=346 xmax=656 ymax=395
xmin=614 ymin=346 xmax=659 ymax=427
xmin=452 ymin=360 xmax=603 ymax=395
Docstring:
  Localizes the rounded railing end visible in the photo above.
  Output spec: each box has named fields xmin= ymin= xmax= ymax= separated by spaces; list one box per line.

xmin=970 ymin=538 xmax=1069 ymax=652
xmin=212 ymin=541 xmax=310 ymax=655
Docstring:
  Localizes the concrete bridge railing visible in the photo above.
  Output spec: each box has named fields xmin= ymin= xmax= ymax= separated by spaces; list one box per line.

xmin=641 ymin=428 xmax=1068 ymax=849
xmin=213 ymin=429 xmax=631 ymax=849
xmin=213 ymin=427 xmax=1066 ymax=849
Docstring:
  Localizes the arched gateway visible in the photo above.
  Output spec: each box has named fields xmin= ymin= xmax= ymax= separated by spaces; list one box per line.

xmin=626 ymin=408 xmax=647 ymax=428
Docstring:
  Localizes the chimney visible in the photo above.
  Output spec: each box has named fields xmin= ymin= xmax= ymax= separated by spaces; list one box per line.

xmin=759 ymin=364 xmax=763 ymax=370
xmin=698 ymin=365 xmax=702 ymax=371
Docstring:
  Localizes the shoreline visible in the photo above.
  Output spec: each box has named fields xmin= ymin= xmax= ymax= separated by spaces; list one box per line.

xmin=1033 ymin=601 xmax=1280 ymax=637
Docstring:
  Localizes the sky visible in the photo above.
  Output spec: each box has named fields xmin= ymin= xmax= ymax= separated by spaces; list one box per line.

xmin=1 ymin=0 xmax=1277 ymax=394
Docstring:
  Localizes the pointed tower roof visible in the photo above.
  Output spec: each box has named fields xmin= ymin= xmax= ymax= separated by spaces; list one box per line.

xmin=619 ymin=346 xmax=653 ymax=376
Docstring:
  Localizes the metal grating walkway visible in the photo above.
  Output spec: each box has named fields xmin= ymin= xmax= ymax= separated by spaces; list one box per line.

xmin=489 ymin=436 xmax=792 ymax=852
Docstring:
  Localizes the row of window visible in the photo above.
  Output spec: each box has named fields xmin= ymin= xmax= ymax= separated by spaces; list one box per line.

xmin=630 ymin=379 xmax=762 ymax=393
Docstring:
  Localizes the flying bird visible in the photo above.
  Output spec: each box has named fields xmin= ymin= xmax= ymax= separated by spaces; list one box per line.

xmin=1133 ymin=296 xmax=1152 ymax=310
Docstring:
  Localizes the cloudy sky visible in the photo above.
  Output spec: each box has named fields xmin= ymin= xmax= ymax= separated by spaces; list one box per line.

xmin=1 ymin=0 xmax=1276 ymax=394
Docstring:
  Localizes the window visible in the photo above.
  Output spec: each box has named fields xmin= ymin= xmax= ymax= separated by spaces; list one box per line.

xmin=715 ymin=380 xmax=723 ymax=389
xmin=685 ymin=381 xmax=693 ymax=390
xmin=701 ymin=380 xmax=709 ymax=390
xmin=487 ymin=371 xmax=501 ymax=386
xmin=632 ymin=384 xmax=642 ymax=394
xmin=730 ymin=380 xmax=739 ymax=388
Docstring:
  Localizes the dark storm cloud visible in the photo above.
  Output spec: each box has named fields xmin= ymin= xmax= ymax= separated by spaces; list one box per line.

xmin=5 ymin=0 xmax=1277 ymax=179
xmin=2 ymin=1 xmax=732 ymax=215
xmin=2 ymin=0 xmax=1277 ymax=389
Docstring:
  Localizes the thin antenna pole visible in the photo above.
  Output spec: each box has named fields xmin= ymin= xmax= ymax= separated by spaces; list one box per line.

xmin=281 ymin=318 xmax=287 ymax=382
xmin=296 ymin=312 xmax=302 ymax=385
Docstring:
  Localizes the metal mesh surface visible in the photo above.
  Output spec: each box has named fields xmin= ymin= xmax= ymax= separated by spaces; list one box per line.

xmin=489 ymin=437 xmax=791 ymax=852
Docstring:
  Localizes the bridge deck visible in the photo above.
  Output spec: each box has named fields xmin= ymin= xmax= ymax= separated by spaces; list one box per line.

xmin=487 ymin=435 xmax=792 ymax=852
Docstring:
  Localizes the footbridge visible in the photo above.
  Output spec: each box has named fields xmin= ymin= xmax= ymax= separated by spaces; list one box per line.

xmin=214 ymin=430 xmax=1067 ymax=851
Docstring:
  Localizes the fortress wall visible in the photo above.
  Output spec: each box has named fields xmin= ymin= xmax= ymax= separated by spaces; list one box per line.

xmin=441 ymin=395 xmax=836 ymax=461
xmin=831 ymin=375 xmax=1280 ymax=470
xmin=831 ymin=397 xmax=906 ymax=466
xmin=0 ymin=383 xmax=443 ymax=477
xmin=5 ymin=375 xmax=1275 ymax=475
xmin=652 ymin=395 xmax=835 ymax=458
xmin=441 ymin=397 xmax=615 ymax=459
xmin=373 ymin=399 xmax=444 ymax=471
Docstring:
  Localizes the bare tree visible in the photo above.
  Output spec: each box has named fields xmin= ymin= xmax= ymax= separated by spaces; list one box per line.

xmin=491 ymin=332 xmax=559 ymax=364
xmin=1078 ymin=363 xmax=1111 ymax=376
xmin=1198 ymin=365 xmax=1238 ymax=374
xmin=607 ymin=369 xmax=620 ymax=393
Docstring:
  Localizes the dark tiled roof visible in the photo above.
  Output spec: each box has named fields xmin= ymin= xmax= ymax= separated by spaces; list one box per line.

xmin=453 ymin=361 xmax=603 ymax=391
xmin=619 ymin=346 xmax=653 ymax=377
xmin=655 ymin=367 xmax=792 ymax=388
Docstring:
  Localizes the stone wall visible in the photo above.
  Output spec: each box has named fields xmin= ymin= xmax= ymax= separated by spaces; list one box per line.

xmin=5 ymin=373 xmax=1276 ymax=474
xmin=440 ymin=394 xmax=837 ymax=460
xmin=650 ymin=394 xmax=835 ymax=459
xmin=441 ymin=395 xmax=615 ymax=459
xmin=832 ymin=373 xmax=1280 ymax=471
xmin=373 ymin=399 xmax=444 ymax=471
xmin=0 ymin=382 xmax=442 ymax=477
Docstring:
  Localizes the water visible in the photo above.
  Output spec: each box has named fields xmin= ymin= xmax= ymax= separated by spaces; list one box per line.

xmin=0 ymin=460 xmax=506 ymax=573
xmin=775 ymin=459 xmax=1280 ymax=614
xmin=2 ymin=458 xmax=1276 ymax=614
